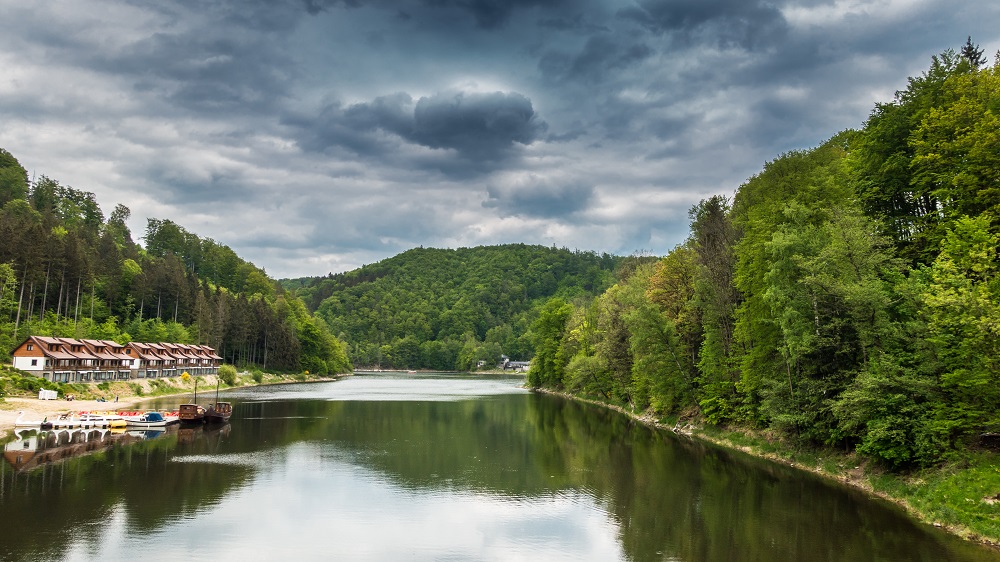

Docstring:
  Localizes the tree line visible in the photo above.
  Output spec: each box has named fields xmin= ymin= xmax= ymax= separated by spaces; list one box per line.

xmin=0 ymin=152 xmax=350 ymax=375
xmin=528 ymin=42 xmax=1000 ymax=468
xmin=283 ymin=244 xmax=627 ymax=371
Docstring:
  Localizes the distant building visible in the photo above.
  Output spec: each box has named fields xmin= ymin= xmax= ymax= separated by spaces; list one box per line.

xmin=10 ymin=336 xmax=222 ymax=383
xmin=498 ymin=355 xmax=531 ymax=372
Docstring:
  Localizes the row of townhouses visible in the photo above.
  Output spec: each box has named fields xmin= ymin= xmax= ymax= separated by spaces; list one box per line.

xmin=10 ymin=336 xmax=223 ymax=383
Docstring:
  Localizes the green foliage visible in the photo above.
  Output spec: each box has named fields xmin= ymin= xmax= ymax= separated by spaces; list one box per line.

xmin=0 ymin=149 xmax=29 ymax=208
xmin=525 ymin=43 xmax=1000 ymax=470
xmin=291 ymin=244 xmax=618 ymax=371
xmin=0 ymin=149 xmax=350 ymax=375
xmin=218 ymin=364 xmax=237 ymax=386
xmin=915 ymin=215 xmax=1000 ymax=445
xmin=527 ymin=298 xmax=573 ymax=388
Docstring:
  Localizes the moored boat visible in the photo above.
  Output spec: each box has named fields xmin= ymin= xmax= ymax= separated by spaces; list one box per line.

xmin=14 ymin=411 xmax=126 ymax=430
xmin=178 ymin=403 xmax=207 ymax=425
xmin=179 ymin=378 xmax=206 ymax=425
xmin=204 ymin=402 xmax=232 ymax=424
xmin=122 ymin=412 xmax=178 ymax=427
xmin=204 ymin=380 xmax=233 ymax=424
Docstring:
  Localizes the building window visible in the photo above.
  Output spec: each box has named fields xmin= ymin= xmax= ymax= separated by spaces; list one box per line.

xmin=31 ymin=359 xmax=37 ymax=366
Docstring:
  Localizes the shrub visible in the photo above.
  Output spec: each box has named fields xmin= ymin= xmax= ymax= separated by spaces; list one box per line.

xmin=251 ymin=370 xmax=263 ymax=384
xmin=218 ymin=364 xmax=237 ymax=386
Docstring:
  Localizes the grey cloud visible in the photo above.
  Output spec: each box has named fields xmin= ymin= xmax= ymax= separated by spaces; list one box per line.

xmin=538 ymin=14 xmax=610 ymax=33
xmin=540 ymin=35 xmax=655 ymax=83
xmin=618 ymin=0 xmax=788 ymax=50
xmin=290 ymin=90 xmax=546 ymax=166
xmin=482 ymin=178 xmax=594 ymax=218
xmin=410 ymin=91 xmax=547 ymax=157
xmin=300 ymin=0 xmax=566 ymax=28
xmin=4 ymin=0 xmax=998 ymax=279
xmin=116 ymin=35 xmax=293 ymax=113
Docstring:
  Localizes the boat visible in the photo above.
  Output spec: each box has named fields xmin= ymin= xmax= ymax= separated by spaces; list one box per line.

xmin=178 ymin=403 xmax=206 ymax=425
xmin=179 ymin=379 xmax=206 ymax=424
xmin=123 ymin=412 xmax=178 ymax=428
xmin=205 ymin=401 xmax=232 ymax=424
xmin=204 ymin=380 xmax=232 ymax=424
xmin=13 ymin=411 xmax=125 ymax=430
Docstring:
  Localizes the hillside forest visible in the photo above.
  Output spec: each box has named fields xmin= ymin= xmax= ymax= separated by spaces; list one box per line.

xmin=526 ymin=44 xmax=1000 ymax=468
xmin=282 ymin=245 xmax=627 ymax=371
xmin=0 ymin=154 xmax=351 ymax=375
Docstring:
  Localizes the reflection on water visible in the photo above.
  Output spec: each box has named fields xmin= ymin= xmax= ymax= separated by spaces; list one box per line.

xmin=1 ymin=373 xmax=998 ymax=561
xmin=3 ymin=427 xmax=168 ymax=473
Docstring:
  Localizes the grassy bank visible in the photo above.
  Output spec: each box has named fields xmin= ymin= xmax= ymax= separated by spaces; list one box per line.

xmin=693 ymin=424 xmax=1000 ymax=548
xmin=537 ymin=388 xmax=1000 ymax=550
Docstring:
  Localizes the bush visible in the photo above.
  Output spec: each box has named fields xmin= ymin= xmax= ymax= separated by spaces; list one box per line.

xmin=251 ymin=370 xmax=263 ymax=384
xmin=218 ymin=364 xmax=237 ymax=386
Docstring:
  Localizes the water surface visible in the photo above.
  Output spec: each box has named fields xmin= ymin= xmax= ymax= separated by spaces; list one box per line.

xmin=2 ymin=373 xmax=997 ymax=561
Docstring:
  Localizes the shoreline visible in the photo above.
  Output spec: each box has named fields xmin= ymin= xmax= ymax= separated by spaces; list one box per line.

xmin=533 ymin=387 xmax=1000 ymax=552
xmin=0 ymin=372 xmax=346 ymax=441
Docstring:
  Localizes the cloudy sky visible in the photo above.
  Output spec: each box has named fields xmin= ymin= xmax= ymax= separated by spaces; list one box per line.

xmin=1 ymin=1 xmax=997 ymax=278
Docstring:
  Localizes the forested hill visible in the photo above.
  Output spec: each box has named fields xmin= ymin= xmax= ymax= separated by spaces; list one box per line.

xmin=281 ymin=245 xmax=626 ymax=370
xmin=0 ymin=151 xmax=351 ymax=374
xmin=527 ymin=45 xmax=1000 ymax=469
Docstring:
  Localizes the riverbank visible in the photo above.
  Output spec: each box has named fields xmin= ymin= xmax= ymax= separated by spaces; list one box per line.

xmin=0 ymin=370 xmax=346 ymax=440
xmin=534 ymin=387 xmax=1000 ymax=551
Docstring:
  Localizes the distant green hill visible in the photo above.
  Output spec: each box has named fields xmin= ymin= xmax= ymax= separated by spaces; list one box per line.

xmin=281 ymin=244 xmax=624 ymax=370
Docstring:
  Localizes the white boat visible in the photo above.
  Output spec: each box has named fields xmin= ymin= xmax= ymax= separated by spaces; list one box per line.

xmin=13 ymin=411 xmax=126 ymax=430
xmin=122 ymin=412 xmax=178 ymax=427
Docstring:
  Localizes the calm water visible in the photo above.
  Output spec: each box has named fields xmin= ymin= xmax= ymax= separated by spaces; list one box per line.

xmin=2 ymin=373 xmax=998 ymax=561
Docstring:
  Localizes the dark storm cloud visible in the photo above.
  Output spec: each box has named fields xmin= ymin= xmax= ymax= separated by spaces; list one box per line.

xmin=482 ymin=177 xmax=595 ymax=218
xmin=289 ymin=90 xmax=547 ymax=167
xmin=410 ymin=91 xmax=547 ymax=156
xmin=618 ymin=0 xmax=789 ymax=49
xmin=19 ymin=0 xmax=302 ymax=115
xmin=540 ymin=35 xmax=655 ymax=83
xmin=300 ymin=0 xmax=566 ymax=28
xmin=122 ymin=35 xmax=293 ymax=111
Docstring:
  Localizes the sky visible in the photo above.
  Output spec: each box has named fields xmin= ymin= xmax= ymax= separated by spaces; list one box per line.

xmin=1 ymin=1 xmax=998 ymax=279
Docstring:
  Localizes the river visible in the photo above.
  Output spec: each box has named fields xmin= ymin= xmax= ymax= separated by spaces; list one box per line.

xmin=1 ymin=372 xmax=997 ymax=561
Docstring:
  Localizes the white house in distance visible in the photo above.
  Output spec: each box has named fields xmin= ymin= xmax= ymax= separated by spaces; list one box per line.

xmin=10 ymin=336 xmax=222 ymax=383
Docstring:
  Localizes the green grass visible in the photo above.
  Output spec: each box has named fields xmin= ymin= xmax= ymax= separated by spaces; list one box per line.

xmin=869 ymin=453 xmax=1000 ymax=542
xmin=695 ymin=423 xmax=1000 ymax=544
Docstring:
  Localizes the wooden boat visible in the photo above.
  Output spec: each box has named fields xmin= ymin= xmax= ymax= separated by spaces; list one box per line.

xmin=204 ymin=380 xmax=232 ymax=424
xmin=178 ymin=403 xmax=206 ymax=425
xmin=179 ymin=378 xmax=206 ymax=424
xmin=205 ymin=402 xmax=232 ymax=424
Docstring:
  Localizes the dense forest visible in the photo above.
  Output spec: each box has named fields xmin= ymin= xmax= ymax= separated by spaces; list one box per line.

xmin=528 ymin=43 xmax=1000 ymax=468
xmin=283 ymin=245 xmax=627 ymax=370
xmin=0 ymin=154 xmax=351 ymax=375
